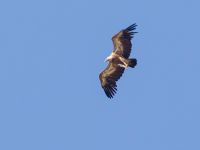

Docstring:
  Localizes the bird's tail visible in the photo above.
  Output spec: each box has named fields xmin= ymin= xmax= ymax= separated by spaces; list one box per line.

xmin=128 ymin=58 xmax=137 ymax=68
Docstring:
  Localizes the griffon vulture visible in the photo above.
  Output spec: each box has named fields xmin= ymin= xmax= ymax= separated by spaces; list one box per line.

xmin=99 ymin=24 xmax=138 ymax=98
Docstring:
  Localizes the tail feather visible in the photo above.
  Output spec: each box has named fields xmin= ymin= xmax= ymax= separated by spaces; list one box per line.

xmin=128 ymin=58 xmax=137 ymax=68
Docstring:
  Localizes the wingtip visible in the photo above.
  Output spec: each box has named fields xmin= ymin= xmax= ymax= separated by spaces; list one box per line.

xmin=126 ymin=23 xmax=137 ymax=31
xmin=103 ymin=85 xmax=117 ymax=99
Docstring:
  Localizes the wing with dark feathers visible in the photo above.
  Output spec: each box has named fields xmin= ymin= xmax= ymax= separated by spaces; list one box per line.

xmin=112 ymin=24 xmax=137 ymax=58
xmin=99 ymin=63 xmax=125 ymax=98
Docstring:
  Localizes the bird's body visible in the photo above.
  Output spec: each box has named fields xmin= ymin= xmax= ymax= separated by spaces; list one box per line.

xmin=99 ymin=24 xmax=138 ymax=98
xmin=106 ymin=52 xmax=136 ymax=68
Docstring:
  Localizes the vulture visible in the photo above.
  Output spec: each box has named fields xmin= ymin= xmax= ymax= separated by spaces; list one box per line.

xmin=99 ymin=24 xmax=138 ymax=98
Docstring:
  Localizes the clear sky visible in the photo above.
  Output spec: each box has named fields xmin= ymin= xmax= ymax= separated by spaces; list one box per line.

xmin=0 ymin=0 xmax=200 ymax=150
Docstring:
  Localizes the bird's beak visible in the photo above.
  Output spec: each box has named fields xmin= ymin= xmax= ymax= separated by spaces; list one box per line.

xmin=104 ymin=58 xmax=108 ymax=62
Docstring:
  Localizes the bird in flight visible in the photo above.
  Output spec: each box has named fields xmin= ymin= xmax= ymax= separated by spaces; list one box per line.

xmin=99 ymin=24 xmax=138 ymax=98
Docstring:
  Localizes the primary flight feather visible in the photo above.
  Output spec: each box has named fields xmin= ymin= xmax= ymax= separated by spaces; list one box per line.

xmin=99 ymin=24 xmax=138 ymax=98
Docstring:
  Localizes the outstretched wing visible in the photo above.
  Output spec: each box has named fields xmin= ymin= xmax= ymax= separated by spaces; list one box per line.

xmin=112 ymin=24 xmax=137 ymax=59
xmin=99 ymin=63 xmax=125 ymax=98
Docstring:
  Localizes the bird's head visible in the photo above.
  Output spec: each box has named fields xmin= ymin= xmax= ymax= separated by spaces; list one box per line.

xmin=104 ymin=55 xmax=112 ymax=62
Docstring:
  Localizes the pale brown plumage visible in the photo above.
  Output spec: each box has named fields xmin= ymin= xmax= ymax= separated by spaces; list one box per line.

xmin=99 ymin=24 xmax=137 ymax=98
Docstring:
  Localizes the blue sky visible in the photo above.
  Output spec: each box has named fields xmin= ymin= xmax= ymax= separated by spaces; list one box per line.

xmin=0 ymin=0 xmax=200 ymax=149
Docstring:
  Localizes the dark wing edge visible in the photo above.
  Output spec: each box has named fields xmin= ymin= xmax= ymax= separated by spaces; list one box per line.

xmin=112 ymin=23 xmax=138 ymax=58
xmin=124 ymin=23 xmax=138 ymax=38
xmin=99 ymin=63 xmax=125 ymax=99
xmin=126 ymin=23 xmax=138 ymax=34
